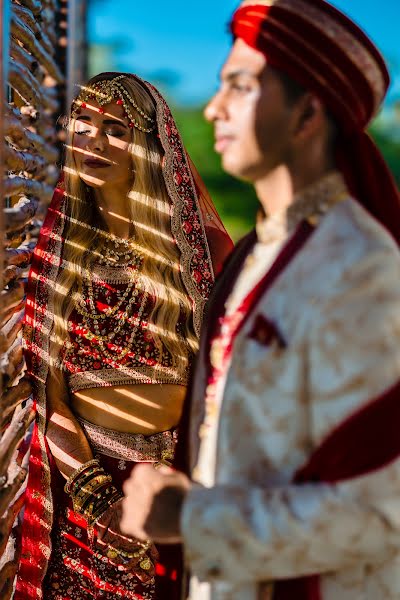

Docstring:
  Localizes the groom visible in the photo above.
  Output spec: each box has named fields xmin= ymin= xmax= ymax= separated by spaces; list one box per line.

xmin=121 ymin=2 xmax=400 ymax=599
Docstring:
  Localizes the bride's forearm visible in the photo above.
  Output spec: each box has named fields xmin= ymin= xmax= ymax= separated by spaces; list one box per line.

xmin=46 ymin=410 xmax=93 ymax=479
xmin=46 ymin=372 xmax=93 ymax=479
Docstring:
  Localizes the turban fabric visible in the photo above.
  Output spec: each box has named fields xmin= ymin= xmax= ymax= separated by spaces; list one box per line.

xmin=231 ymin=0 xmax=400 ymax=244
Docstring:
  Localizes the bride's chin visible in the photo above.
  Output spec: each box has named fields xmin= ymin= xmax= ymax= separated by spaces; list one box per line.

xmin=78 ymin=173 xmax=106 ymax=188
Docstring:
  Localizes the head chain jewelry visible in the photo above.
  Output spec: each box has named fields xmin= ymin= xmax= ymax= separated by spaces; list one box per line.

xmin=71 ymin=75 xmax=156 ymax=134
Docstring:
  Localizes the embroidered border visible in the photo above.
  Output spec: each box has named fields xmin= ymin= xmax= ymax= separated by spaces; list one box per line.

xmin=29 ymin=191 xmax=67 ymax=595
xmin=77 ymin=417 xmax=178 ymax=462
xmin=138 ymin=76 xmax=215 ymax=337
xmin=68 ymin=365 xmax=188 ymax=393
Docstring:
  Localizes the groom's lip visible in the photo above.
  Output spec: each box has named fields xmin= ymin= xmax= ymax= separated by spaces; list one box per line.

xmin=214 ymin=135 xmax=234 ymax=153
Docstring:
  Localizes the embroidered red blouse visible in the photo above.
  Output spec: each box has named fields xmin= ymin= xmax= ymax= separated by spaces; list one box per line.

xmin=61 ymin=261 xmax=190 ymax=392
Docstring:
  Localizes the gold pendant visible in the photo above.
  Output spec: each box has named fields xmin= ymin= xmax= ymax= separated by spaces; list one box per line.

xmin=140 ymin=557 xmax=152 ymax=571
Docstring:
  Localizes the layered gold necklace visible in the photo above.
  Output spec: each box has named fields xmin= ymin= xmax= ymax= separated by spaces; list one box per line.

xmin=73 ymin=241 xmax=149 ymax=361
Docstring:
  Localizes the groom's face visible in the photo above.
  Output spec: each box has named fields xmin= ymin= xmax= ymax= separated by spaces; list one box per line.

xmin=205 ymin=39 xmax=294 ymax=183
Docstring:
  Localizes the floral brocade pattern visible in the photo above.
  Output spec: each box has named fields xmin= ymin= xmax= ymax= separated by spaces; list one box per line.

xmin=44 ymin=454 xmax=182 ymax=600
xmin=142 ymin=77 xmax=215 ymax=336
xmin=45 ymin=506 xmax=155 ymax=600
xmin=61 ymin=263 xmax=190 ymax=392
xmin=184 ymin=188 xmax=400 ymax=600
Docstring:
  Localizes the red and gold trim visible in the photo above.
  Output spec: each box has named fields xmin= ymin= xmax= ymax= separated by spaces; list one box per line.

xmin=232 ymin=0 xmax=388 ymax=127
xmin=231 ymin=0 xmax=400 ymax=245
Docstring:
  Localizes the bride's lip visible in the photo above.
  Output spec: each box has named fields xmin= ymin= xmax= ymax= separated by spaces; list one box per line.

xmin=83 ymin=159 xmax=111 ymax=168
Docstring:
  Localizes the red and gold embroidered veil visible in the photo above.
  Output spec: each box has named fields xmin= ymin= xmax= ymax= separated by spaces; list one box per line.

xmin=16 ymin=73 xmax=232 ymax=599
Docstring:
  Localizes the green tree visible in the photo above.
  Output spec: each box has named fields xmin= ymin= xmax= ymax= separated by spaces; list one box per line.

xmin=174 ymin=108 xmax=259 ymax=242
xmin=174 ymin=106 xmax=400 ymax=243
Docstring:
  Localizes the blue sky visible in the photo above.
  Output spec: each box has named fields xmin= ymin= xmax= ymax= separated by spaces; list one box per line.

xmin=89 ymin=0 xmax=400 ymax=107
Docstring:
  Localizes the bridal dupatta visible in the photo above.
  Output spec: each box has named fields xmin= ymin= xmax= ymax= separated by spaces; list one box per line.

xmin=16 ymin=74 xmax=232 ymax=599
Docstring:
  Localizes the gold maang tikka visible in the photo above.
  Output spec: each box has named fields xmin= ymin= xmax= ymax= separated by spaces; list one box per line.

xmin=71 ymin=75 xmax=156 ymax=134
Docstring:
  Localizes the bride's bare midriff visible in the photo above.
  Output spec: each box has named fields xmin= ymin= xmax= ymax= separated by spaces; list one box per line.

xmin=70 ymin=383 xmax=186 ymax=434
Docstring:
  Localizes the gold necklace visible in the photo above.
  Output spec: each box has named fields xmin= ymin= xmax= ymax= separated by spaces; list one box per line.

xmin=72 ymin=253 xmax=151 ymax=360
xmin=75 ymin=269 xmax=139 ymax=321
xmin=91 ymin=288 xmax=149 ymax=361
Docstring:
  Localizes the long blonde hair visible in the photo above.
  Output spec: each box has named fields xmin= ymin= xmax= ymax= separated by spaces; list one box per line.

xmin=50 ymin=73 xmax=198 ymax=377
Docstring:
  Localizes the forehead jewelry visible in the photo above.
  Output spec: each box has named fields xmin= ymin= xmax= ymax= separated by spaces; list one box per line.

xmin=71 ymin=75 xmax=156 ymax=134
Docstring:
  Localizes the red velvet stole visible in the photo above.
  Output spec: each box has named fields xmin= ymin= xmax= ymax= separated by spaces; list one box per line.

xmin=274 ymin=378 xmax=400 ymax=600
xmin=176 ymin=222 xmax=313 ymax=476
xmin=220 ymin=221 xmax=314 ymax=360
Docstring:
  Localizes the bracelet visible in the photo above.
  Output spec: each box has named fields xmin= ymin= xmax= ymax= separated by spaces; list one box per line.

xmin=91 ymin=489 xmax=124 ymax=525
xmin=72 ymin=475 xmax=111 ymax=510
xmin=64 ymin=458 xmax=101 ymax=494
xmin=106 ymin=540 xmax=153 ymax=569
xmin=69 ymin=468 xmax=106 ymax=501
xmin=72 ymin=474 xmax=113 ymax=512
xmin=65 ymin=458 xmax=123 ymax=527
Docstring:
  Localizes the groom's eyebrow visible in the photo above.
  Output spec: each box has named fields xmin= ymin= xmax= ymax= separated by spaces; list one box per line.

xmin=220 ymin=68 xmax=254 ymax=81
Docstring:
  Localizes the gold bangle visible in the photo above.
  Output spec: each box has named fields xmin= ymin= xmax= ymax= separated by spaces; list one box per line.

xmin=77 ymin=474 xmax=113 ymax=498
xmin=71 ymin=475 xmax=113 ymax=512
xmin=81 ymin=493 xmax=111 ymax=521
xmin=64 ymin=458 xmax=101 ymax=494
xmin=84 ymin=490 xmax=122 ymax=526
xmin=68 ymin=466 xmax=105 ymax=497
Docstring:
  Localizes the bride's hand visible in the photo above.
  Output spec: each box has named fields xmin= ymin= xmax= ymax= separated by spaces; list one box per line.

xmin=94 ymin=498 xmax=159 ymax=583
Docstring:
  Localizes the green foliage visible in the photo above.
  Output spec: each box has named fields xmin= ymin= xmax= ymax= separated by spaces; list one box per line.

xmin=173 ymin=107 xmax=400 ymax=242
xmin=173 ymin=108 xmax=259 ymax=242
xmin=370 ymin=124 xmax=400 ymax=187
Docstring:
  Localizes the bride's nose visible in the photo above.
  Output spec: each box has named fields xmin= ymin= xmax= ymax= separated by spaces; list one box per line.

xmin=87 ymin=132 xmax=106 ymax=153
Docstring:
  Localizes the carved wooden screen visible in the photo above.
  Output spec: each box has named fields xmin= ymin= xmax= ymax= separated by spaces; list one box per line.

xmin=0 ymin=0 xmax=86 ymax=596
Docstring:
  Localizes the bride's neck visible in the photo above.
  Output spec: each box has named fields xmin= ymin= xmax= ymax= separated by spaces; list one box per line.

xmin=93 ymin=184 xmax=132 ymax=239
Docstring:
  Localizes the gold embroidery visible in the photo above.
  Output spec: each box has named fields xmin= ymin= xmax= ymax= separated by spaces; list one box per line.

xmin=237 ymin=0 xmax=386 ymax=113
xmin=68 ymin=365 xmax=188 ymax=393
xmin=39 ymin=542 xmax=51 ymax=560
xmin=256 ymin=171 xmax=348 ymax=244
xmin=143 ymin=78 xmax=214 ymax=337
xmin=77 ymin=416 xmax=178 ymax=461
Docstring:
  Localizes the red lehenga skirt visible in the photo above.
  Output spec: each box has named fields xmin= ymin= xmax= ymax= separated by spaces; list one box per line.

xmin=43 ymin=419 xmax=183 ymax=600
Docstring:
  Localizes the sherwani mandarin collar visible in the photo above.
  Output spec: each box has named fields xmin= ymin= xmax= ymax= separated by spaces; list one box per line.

xmin=255 ymin=171 xmax=349 ymax=246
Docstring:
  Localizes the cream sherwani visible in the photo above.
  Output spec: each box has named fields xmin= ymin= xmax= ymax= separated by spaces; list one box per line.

xmin=181 ymin=173 xmax=400 ymax=600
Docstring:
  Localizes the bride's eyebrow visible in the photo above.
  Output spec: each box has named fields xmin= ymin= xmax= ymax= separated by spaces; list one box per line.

xmin=103 ymin=119 xmax=127 ymax=128
xmin=75 ymin=115 xmax=127 ymax=129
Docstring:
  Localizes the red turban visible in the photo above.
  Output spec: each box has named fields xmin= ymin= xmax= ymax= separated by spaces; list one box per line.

xmin=231 ymin=0 xmax=400 ymax=244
